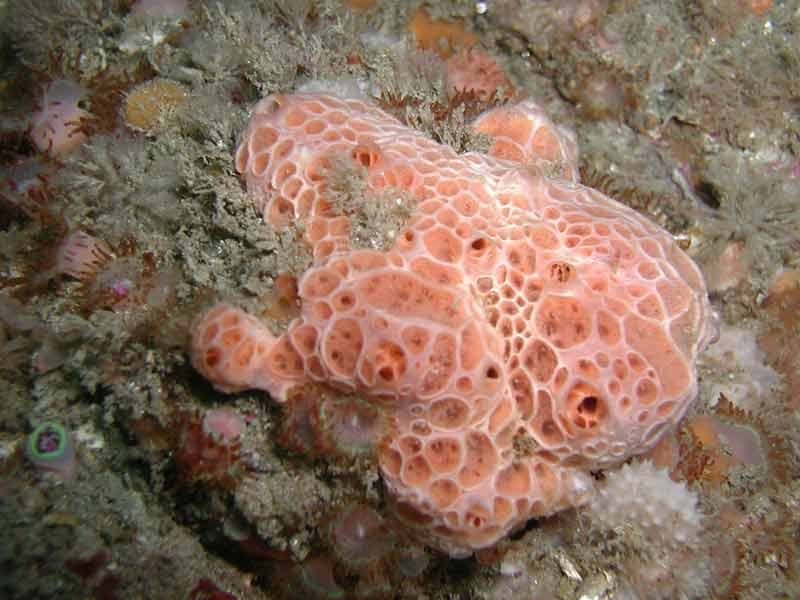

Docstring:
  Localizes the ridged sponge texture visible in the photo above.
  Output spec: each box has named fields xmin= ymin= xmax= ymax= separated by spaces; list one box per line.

xmin=189 ymin=304 xmax=304 ymax=399
xmin=189 ymin=93 xmax=714 ymax=556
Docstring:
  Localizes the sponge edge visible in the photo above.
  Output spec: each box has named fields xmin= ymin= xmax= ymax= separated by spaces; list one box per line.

xmin=189 ymin=303 xmax=304 ymax=400
xmin=472 ymin=100 xmax=579 ymax=182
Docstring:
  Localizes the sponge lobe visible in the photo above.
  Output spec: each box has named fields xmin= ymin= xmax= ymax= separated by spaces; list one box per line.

xmin=189 ymin=304 xmax=303 ymax=399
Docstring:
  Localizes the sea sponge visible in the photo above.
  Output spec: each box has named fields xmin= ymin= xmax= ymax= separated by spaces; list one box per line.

xmin=588 ymin=460 xmax=702 ymax=547
xmin=123 ymin=78 xmax=187 ymax=132
xmin=587 ymin=460 xmax=710 ymax=599
xmin=190 ymin=303 xmax=305 ymax=398
xmin=702 ymin=323 xmax=779 ymax=411
xmin=190 ymin=92 xmax=713 ymax=556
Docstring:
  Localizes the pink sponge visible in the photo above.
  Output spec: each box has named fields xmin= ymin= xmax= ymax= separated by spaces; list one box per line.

xmin=190 ymin=303 xmax=305 ymax=399
xmin=191 ymin=92 xmax=714 ymax=556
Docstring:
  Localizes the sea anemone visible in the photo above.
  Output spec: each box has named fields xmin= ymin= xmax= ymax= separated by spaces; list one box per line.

xmin=173 ymin=410 xmax=246 ymax=490
xmin=55 ymin=229 xmax=178 ymax=317
xmin=30 ymin=79 xmax=93 ymax=156
xmin=444 ymin=48 xmax=515 ymax=101
xmin=280 ymin=554 xmax=345 ymax=600
xmin=278 ymin=384 xmax=389 ymax=461
xmin=315 ymin=394 xmax=388 ymax=459
xmin=25 ymin=421 xmax=76 ymax=480
xmin=328 ymin=503 xmax=394 ymax=573
xmin=55 ymin=230 xmax=114 ymax=281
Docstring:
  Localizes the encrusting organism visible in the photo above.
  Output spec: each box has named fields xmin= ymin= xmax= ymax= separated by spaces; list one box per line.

xmin=586 ymin=460 xmax=712 ymax=599
xmin=189 ymin=91 xmax=714 ymax=556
